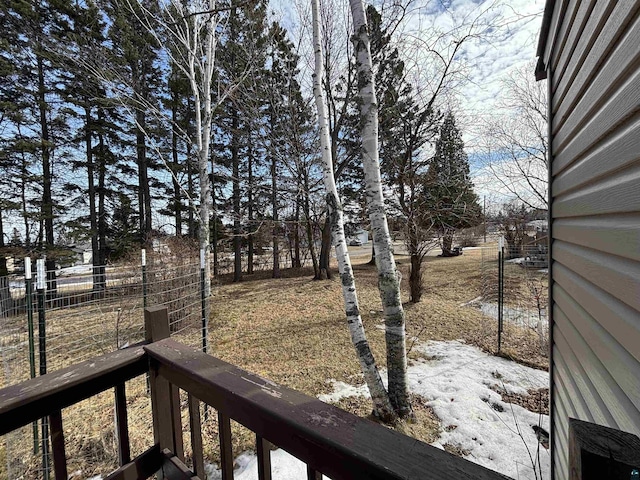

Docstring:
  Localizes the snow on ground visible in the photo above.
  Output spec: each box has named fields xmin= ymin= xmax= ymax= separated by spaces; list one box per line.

xmin=409 ymin=341 xmax=550 ymax=479
xmin=85 ymin=341 xmax=550 ymax=480
xmin=506 ymin=257 xmax=525 ymax=264
xmin=205 ymin=450 xmax=328 ymax=480
xmin=478 ymin=301 xmax=548 ymax=329
xmin=322 ymin=340 xmax=550 ymax=480
xmin=56 ymin=265 xmax=95 ymax=276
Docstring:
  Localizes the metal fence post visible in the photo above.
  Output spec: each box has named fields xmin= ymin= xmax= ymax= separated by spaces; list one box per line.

xmin=200 ymin=249 xmax=209 ymax=422
xmin=498 ymin=237 xmax=504 ymax=353
xmin=25 ymin=257 xmax=39 ymax=454
xmin=200 ymin=249 xmax=207 ymax=355
xmin=142 ymin=249 xmax=147 ymax=308
xmin=36 ymin=258 xmax=50 ymax=479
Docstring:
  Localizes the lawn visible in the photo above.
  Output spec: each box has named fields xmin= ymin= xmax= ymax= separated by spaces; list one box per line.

xmin=0 ymin=246 xmax=549 ymax=478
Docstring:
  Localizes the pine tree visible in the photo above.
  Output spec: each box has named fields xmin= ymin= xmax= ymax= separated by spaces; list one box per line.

xmin=424 ymin=112 xmax=482 ymax=256
xmin=1 ymin=0 xmax=78 ymax=293
xmin=213 ymin=0 xmax=268 ymax=281
xmin=0 ymin=6 xmax=24 ymax=274
xmin=164 ymin=58 xmax=193 ymax=237
xmin=264 ymin=21 xmax=304 ymax=277
xmin=104 ymin=0 xmax=162 ymax=247
xmin=59 ymin=0 xmax=113 ymax=291
xmin=109 ymin=192 xmax=139 ymax=260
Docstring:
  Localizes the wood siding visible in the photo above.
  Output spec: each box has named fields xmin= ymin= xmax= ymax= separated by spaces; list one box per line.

xmin=543 ymin=2 xmax=640 ymax=478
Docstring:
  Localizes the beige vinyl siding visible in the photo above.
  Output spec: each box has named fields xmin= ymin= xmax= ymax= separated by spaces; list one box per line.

xmin=550 ymin=0 xmax=597 ymax=100
xmin=554 ymin=294 xmax=640 ymax=417
xmin=544 ymin=2 xmax=640 ymax=479
xmin=551 ymin=0 xmax=616 ymax=111
xmin=552 ymin=113 xmax=640 ymax=196
xmin=553 ymin=216 xmax=640 ymax=261
xmin=552 ymin=396 xmax=570 ymax=476
xmin=552 ymin=3 xmax=639 ymax=130
xmin=553 ymin=164 xmax=640 ymax=217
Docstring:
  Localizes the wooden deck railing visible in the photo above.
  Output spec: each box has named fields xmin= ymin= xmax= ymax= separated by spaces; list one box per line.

xmin=0 ymin=306 xmax=509 ymax=480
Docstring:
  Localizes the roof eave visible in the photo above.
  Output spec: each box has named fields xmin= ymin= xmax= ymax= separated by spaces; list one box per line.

xmin=535 ymin=0 xmax=556 ymax=81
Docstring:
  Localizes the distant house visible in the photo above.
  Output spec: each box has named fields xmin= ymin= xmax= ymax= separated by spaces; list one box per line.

xmin=536 ymin=1 xmax=640 ymax=478
xmin=4 ymin=257 xmax=19 ymax=274
xmin=69 ymin=244 xmax=92 ymax=266
xmin=526 ymin=219 xmax=548 ymax=234
xmin=351 ymin=229 xmax=369 ymax=245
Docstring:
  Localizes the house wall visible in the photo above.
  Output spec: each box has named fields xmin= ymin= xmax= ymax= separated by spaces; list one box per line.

xmin=539 ymin=1 xmax=640 ymax=478
xmin=356 ymin=230 xmax=369 ymax=244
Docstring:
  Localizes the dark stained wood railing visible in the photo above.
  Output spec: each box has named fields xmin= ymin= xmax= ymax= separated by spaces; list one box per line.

xmin=0 ymin=306 xmax=510 ymax=480
xmin=0 ymin=342 xmax=147 ymax=436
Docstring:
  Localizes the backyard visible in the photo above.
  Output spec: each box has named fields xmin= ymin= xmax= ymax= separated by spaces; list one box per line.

xmin=0 ymin=244 xmax=550 ymax=479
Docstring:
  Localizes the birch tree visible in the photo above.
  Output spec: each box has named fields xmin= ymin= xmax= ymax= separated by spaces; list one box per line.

xmin=115 ymin=0 xmax=226 ymax=317
xmin=155 ymin=0 xmax=219 ymax=312
xmin=312 ymin=0 xmax=396 ymax=423
xmin=348 ymin=0 xmax=412 ymax=418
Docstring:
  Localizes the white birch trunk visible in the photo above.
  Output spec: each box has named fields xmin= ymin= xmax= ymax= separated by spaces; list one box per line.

xmin=174 ymin=0 xmax=217 ymax=320
xmin=115 ymin=0 xmax=216 ymax=323
xmin=168 ymin=0 xmax=217 ymax=318
xmin=312 ymin=0 xmax=395 ymax=422
xmin=348 ymin=0 xmax=411 ymax=418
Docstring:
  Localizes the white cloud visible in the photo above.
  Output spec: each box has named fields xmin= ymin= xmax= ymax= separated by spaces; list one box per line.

xmin=269 ymin=0 xmax=547 ymax=208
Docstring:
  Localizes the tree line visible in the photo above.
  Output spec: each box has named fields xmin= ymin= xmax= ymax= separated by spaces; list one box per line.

xmin=0 ymin=0 xmax=482 ymax=302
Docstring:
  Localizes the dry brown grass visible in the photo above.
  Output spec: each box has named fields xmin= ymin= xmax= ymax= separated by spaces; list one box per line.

xmin=2 ymin=248 xmax=548 ymax=478
xmin=494 ymin=386 xmax=550 ymax=416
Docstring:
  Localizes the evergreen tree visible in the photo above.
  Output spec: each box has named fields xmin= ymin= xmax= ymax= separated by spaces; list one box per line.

xmin=1 ymin=0 xmax=78 ymax=293
xmin=0 ymin=13 xmax=24 ymax=273
xmin=104 ymin=0 xmax=162 ymax=247
xmin=213 ymin=0 xmax=268 ymax=281
xmin=109 ymin=192 xmax=139 ymax=260
xmin=424 ymin=112 xmax=482 ymax=256
xmin=162 ymin=56 xmax=193 ymax=237
xmin=60 ymin=0 xmax=113 ymax=291
xmin=265 ymin=21 xmax=305 ymax=277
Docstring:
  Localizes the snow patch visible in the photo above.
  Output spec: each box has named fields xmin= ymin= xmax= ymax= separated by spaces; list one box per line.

xmin=205 ymin=449 xmax=328 ymax=480
xmin=506 ymin=257 xmax=525 ymax=264
xmin=57 ymin=265 xmax=94 ymax=276
xmin=320 ymin=340 xmax=550 ymax=480
xmin=319 ymin=380 xmax=370 ymax=403
xmin=478 ymin=302 xmax=548 ymax=329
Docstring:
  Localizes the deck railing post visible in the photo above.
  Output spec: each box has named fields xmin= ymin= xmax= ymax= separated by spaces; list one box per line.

xmin=114 ymin=383 xmax=131 ymax=466
xmin=49 ymin=409 xmax=67 ymax=480
xmin=188 ymin=393 xmax=205 ymax=478
xmin=145 ymin=306 xmax=184 ymax=460
xmin=256 ymin=435 xmax=272 ymax=480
